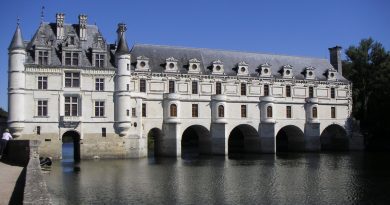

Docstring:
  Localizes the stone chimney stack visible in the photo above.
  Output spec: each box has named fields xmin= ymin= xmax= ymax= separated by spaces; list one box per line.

xmin=78 ymin=14 xmax=87 ymax=41
xmin=329 ymin=46 xmax=342 ymax=76
xmin=56 ymin=13 xmax=65 ymax=40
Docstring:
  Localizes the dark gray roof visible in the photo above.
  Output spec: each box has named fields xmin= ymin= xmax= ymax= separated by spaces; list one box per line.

xmin=130 ymin=44 xmax=348 ymax=82
xmin=9 ymin=25 xmax=25 ymax=51
xmin=116 ymin=33 xmax=129 ymax=55
xmin=24 ymin=23 xmax=115 ymax=68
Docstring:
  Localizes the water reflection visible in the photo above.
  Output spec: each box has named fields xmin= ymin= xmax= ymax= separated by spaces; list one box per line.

xmin=44 ymin=153 xmax=390 ymax=205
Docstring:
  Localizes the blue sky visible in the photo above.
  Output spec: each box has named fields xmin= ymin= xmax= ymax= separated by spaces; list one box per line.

xmin=0 ymin=0 xmax=389 ymax=110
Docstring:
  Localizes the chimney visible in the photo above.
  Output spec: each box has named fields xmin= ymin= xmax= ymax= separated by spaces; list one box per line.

xmin=78 ymin=14 xmax=87 ymax=41
xmin=116 ymin=23 xmax=127 ymax=43
xmin=329 ymin=46 xmax=342 ymax=76
xmin=56 ymin=13 xmax=65 ymax=40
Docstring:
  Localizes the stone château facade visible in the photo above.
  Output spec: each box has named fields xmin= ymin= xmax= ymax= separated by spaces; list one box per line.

xmin=8 ymin=13 xmax=362 ymax=160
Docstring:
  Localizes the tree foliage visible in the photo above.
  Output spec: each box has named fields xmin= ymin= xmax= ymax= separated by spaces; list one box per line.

xmin=343 ymin=38 xmax=390 ymax=147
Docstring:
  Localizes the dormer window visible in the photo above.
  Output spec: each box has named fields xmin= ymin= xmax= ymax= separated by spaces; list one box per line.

xmin=259 ymin=63 xmax=272 ymax=77
xmin=36 ymin=50 xmax=50 ymax=65
xmin=188 ymin=58 xmax=201 ymax=74
xmin=212 ymin=59 xmax=224 ymax=75
xmin=304 ymin=66 xmax=316 ymax=80
xmin=94 ymin=53 xmax=106 ymax=68
xmin=70 ymin=36 xmax=75 ymax=45
xmin=165 ymin=57 xmax=178 ymax=72
xmin=136 ymin=56 xmax=150 ymax=71
xmin=326 ymin=68 xmax=337 ymax=81
xmin=282 ymin=64 xmax=293 ymax=78
xmin=63 ymin=51 xmax=79 ymax=66
xmin=237 ymin=61 xmax=249 ymax=76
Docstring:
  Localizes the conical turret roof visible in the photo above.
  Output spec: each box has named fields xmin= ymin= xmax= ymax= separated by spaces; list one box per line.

xmin=8 ymin=25 xmax=25 ymax=51
xmin=116 ymin=33 xmax=129 ymax=55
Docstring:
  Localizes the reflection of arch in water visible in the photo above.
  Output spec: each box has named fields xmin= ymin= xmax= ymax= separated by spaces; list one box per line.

xmin=62 ymin=130 xmax=81 ymax=162
xmin=276 ymin=125 xmax=305 ymax=152
xmin=147 ymin=128 xmax=163 ymax=157
xmin=181 ymin=125 xmax=212 ymax=157
xmin=321 ymin=124 xmax=349 ymax=151
xmin=228 ymin=124 xmax=260 ymax=155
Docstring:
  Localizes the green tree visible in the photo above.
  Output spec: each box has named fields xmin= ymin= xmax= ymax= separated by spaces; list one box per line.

xmin=343 ymin=38 xmax=390 ymax=148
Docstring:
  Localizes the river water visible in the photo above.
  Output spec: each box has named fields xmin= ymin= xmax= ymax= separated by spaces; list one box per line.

xmin=44 ymin=152 xmax=390 ymax=205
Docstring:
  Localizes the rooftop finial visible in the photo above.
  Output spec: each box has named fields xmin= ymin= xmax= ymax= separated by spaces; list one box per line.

xmin=40 ymin=6 xmax=45 ymax=23
xmin=17 ymin=16 xmax=20 ymax=26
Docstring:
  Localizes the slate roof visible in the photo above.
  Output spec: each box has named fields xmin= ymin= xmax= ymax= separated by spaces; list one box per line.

xmin=9 ymin=25 xmax=25 ymax=51
xmin=24 ymin=23 xmax=115 ymax=68
xmin=130 ymin=44 xmax=348 ymax=82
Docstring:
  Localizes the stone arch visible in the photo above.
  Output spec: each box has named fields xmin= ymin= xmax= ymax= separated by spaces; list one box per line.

xmin=181 ymin=125 xmax=212 ymax=158
xmin=62 ymin=130 xmax=81 ymax=162
xmin=228 ymin=124 xmax=260 ymax=156
xmin=320 ymin=124 xmax=349 ymax=151
xmin=147 ymin=128 xmax=163 ymax=157
xmin=276 ymin=125 xmax=305 ymax=152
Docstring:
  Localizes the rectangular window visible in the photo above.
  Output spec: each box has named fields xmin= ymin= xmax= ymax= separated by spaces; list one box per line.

xmin=38 ymin=76 xmax=48 ymax=90
xmin=38 ymin=50 xmax=49 ymax=65
xmin=65 ymin=72 xmax=80 ymax=88
xmin=37 ymin=126 xmax=41 ymax=135
xmin=127 ymin=64 xmax=130 ymax=71
xmin=192 ymin=81 xmax=198 ymax=94
xmin=309 ymin=87 xmax=314 ymax=98
xmin=126 ymin=109 xmax=130 ymax=116
xmin=65 ymin=96 xmax=78 ymax=116
xmin=286 ymin=85 xmax=291 ymax=97
xmin=331 ymin=88 xmax=335 ymax=99
xmin=264 ymin=85 xmax=269 ymax=96
xmin=192 ymin=104 xmax=198 ymax=117
xmin=216 ymin=82 xmax=222 ymax=95
xmin=132 ymin=108 xmax=136 ymax=117
xmin=127 ymin=84 xmax=129 ymax=91
xmin=241 ymin=105 xmax=247 ymax=118
xmin=94 ymin=101 xmax=105 ymax=117
xmin=102 ymin=128 xmax=106 ymax=137
xmin=286 ymin=106 xmax=292 ymax=118
xmin=140 ymin=79 xmax=146 ymax=92
xmin=169 ymin=81 xmax=175 ymax=93
xmin=331 ymin=107 xmax=336 ymax=118
xmin=37 ymin=100 xmax=48 ymax=116
xmin=95 ymin=54 xmax=105 ymax=68
xmin=95 ymin=78 xmax=104 ymax=91
xmin=142 ymin=103 xmax=146 ymax=117
xmin=64 ymin=52 xmax=79 ymax=66
xmin=241 ymin=83 xmax=246 ymax=96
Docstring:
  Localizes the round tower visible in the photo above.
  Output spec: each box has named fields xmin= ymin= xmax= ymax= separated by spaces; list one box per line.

xmin=114 ymin=23 xmax=131 ymax=136
xmin=8 ymin=24 xmax=26 ymax=137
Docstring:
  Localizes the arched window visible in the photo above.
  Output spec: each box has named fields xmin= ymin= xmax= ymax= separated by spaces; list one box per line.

xmin=312 ymin=107 xmax=317 ymax=118
xmin=267 ymin=106 xmax=273 ymax=118
xmin=218 ymin=105 xmax=224 ymax=117
xmin=170 ymin=104 xmax=177 ymax=117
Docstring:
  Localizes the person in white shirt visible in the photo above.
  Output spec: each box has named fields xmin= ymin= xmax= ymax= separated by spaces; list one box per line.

xmin=0 ymin=128 xmax=12 ymax=158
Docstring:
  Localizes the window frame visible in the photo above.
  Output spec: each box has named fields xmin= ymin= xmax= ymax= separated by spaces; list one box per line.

xmin=218 ymin=105 xmax=224 ymax=118
xmin=192 ymin=104 xmax=199 ymax=117
xmin=267 ymin=106 xmax=273 ymax=118
xmin=330 ymin=88 xmax=335 ymax=99
xmin=286 ymin=106 xmax=292 ymax=118
xmin=331 ymin=107 xmax=336 ymax=118
xmin=142 ymin=103 xmax=146 ymax=117
xmin=286 ymin=85 xmax=291 ymax=97
xmin=140 ymin=79 xmax=146 ymax=92
xmin=64 ymin=72 xmax=80 ymax=88
xmin=37 ymin=50 xmax=49 ymax=65
xmin=241 ymin=83 xmax=247 ymax=96
xmin=309 ymin=86 xmax=314 ymax=98
xmin=241 ymin=105 xmax=247 ymax=118
xmin=95 ymin=53 xmax=105 ymax=68
xmin=216 ymin=82 xmax=222 ymax=95
xmin=312 ymin=107 xmax=318 ymax=118
xmin=64 ymin=51 xmax=79 ymax=66
xmin=64 ymin=96 xmax=79 ymax=116
xmin=264 ymin=85 xmax=269 ymax=96
xmin=37 ymin=100 xmax=48 ymax=117
xmin=38 ymin=76 xmax=48 ymax=90
xmin=95 ymin=78 xmax=104 ymax=91
xmin=192 ymin=81 xmax=198 ymax=94
xmin=169 ymin=80 xmax=175 ymax=93
xmin=94 ymin=100 xmax=105 ymax=117
xmin=170 ymin=104 xmax=177 ymax=117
